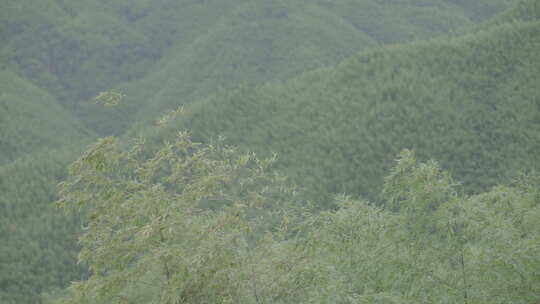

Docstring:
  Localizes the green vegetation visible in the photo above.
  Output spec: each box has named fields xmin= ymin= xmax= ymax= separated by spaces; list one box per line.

xmin=484 ymin=0 xmax=540 ymax=24
xmin=1 ymin=0 xmax=516 ymax=134
xmin=0 ymin=70 xmax=94 ymax=164
xmin=0 ymin=70 xmax=93 ymax=303
xmin=0 ymin=71 xmax=94 ymax=303
xmin=56 ymin=135 xmax=540 ymax=303
xmin=117 ymin=0 xmax=516 ymax=135
xmin=56 ymin=134 xmax=303 ymax=303
xmin=147 ymin=6 xmax=540 ymax=203
xmin=0 ymin=1 xmax=157 ymax=104
xmin=0 ymin=147 xmax=89 ymax=304
xmin=1 ymin=0 xmax=537 ymax=303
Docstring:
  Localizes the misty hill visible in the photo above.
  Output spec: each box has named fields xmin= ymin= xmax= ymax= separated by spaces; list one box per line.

xmin=0 ymin=0 xmax=518 ymax=136
xmin=0 ymin=1 xmax=531 ymax=303
xmin=143 ymin=0 xmax=540 ymax=203
xmin=0 ymin=71 xmax=93 ymax=303
xmin=0 ymin=147 xmax=88 ymax=304
xmin=80 ymin=0 xmax=518 ymax=135
xmin=0 ymin=1 xmax=159 ymax=105
xmin=486 ymin=0 xmax=540 ymax=24
xmin=0 ymin=70 xmax=94 ymax=164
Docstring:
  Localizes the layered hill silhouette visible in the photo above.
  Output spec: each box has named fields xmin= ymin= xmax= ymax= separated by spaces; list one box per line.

xmin=144 ymin=0 xmax=539 ymax=203
xmin=79 ymin=0 xmax=517 ymax=135
xmin=0 ymin=70 xmax=93 ymax=303
xmin=0 ymin=146 xmax=88 ymax=304
xmin=0 ymin=1 xmax=533 ymax=303
xmin=0 ymin=1 xmax=158 ymax=105
xmin=0 ymin=70 xmax=94 ymax=164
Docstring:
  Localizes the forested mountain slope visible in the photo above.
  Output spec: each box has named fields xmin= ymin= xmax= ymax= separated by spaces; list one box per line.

xmin=108 ymin=1 xmax=375 ymax=134
xmin=83 ymin=0 xmax=518 ymax=135
xmin=0 ymin=70 xmax=94 ymax=164
xmin=0 ymin=0 xmax=517 ymax=135
xmin=0 ymin=1 xmax=529 ymax=303
xmin=0 ymin=147 xmax=88 ymax=304
xmin=0 ymin=71 xmax=94 ymax=303
xmin=485 ymin=0 xmax=540 ymax=24
xmin=0 ymin=1 xmax=157 ymax=105
xmin=145 ymin=2 xmax=540 ymax=203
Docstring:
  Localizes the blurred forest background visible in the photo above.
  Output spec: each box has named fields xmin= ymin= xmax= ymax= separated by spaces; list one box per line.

xmin=0 ymin=0 xmax=538 ymax=303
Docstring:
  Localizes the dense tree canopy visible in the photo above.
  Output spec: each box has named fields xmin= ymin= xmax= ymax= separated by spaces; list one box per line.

xmin=56 ymin=133 xmax=304 ymax=303
xmin=145 ymin=7 xmax=540 ymax=203
xmin=55 ymin=136 xmax=540 ymax=303
xmin=0 ymin=1 xmax=537 ymax=303
xmin=0 ymin=70 xmax=94 ymax=165
xmin=0 ymin=146 xmax=89 ymax=304
xmin=0 ymin=0 xmax=518 ymax=134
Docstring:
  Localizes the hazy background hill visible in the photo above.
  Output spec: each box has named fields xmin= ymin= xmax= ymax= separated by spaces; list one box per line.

xmin=0 ymin=70 xmax=94 ymax=303
xmin=0 ymin=70 xmax=94 ymax=164
xmin=0 ymin=1 xmax=157 ymax=105
xmin=0 ymin=0 xmax=517 ymax=135
xmin=0 ymin=147 xmax=89 ymax=304
xmin=141 ymin=0 xmax=539 ymax=204
xmin=92 ymin=0 xmax=518 ymax=135
xmin=0 ymin=0 xmax=533 ymax=303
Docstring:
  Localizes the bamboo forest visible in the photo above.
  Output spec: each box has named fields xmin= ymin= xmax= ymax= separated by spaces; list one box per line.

xmin=0 ymin=1 xmax=539 ymax=303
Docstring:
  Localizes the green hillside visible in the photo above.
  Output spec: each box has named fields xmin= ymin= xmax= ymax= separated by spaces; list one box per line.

xmin=112 ymin=1 xmax=376 ymax=134
xmin=0 ymin=70 xmax=94 ymax=164
xmin=483 ymin=0 xmax=540 ymax=23
xmin=98 ymin=0 xmax=518 ymax=135
xmin=0 ymin=0 xmax=517 ymax=135
xmin=0 ymin=147 xmax=89 ymax=304
xmin=0 ymin=70 xmax=93 ymax=303
xmin=0 ymin=1 xmax=157 ymax=105
xmin=0 ymin=70 xmax=93 ymax=302
xmin=441 ymin=0 xmax=517 ymax=21
xmin=144 ymin=4 xmax=540 ymax=203
xmin=0 ymin=1 xmax=533 ymax=303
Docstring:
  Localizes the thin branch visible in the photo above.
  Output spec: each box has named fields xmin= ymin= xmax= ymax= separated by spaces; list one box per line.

xmin=460 ymin=249 xmax=469 ymax=304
